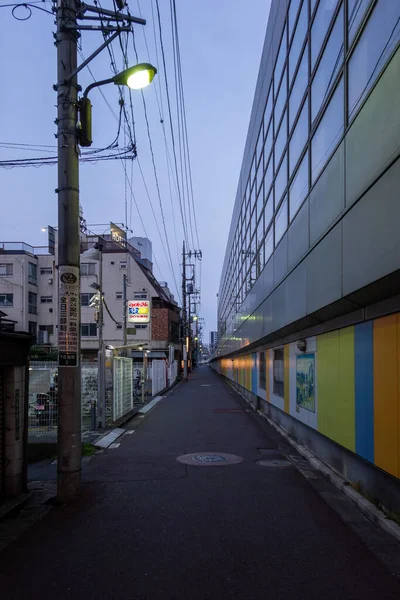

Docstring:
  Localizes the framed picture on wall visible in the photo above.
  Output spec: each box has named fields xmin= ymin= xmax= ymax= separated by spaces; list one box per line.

xmin=296 ymin=353 xmax=315 ymax=412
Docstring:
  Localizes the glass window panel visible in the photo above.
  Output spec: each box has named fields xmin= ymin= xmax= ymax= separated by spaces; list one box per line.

xmin=275 ymin=195 xmax=288 ymax=246
xmin=264 ymin=226 xmax=274 ymax=264
xmin=289 ymin=150 xmax=309 ymax=221
xmin=311 ymin=78 xmax=344 ymax=182
xmin=311 ymin=0 xmax=318 ymax=14
xmin=274 ymin=110 xmax=287 ymax=169
xmin=274 ymin=24 xmax=287 ymax=93
xmin=348 ymin=0 xmax=400 ymax=120
xmin=274 ymin=152 xmax=288 ymax=205
xmin=251 ymin=208 xmax=256 ymax=236
xmin=264 ymin=190 xmax=273 ymax=229
xmin=289 ymin=0 xmax=308 ymax=82
xmin=311 ymin=6 xmax=344 ymax=122
xmin=274 ymin=68 xmax=287 ymax=128
xmin=256 ymin=125 xmax=264 ymax=165
xmin=289 ymin=97 xmax=308 ymax=176
xmin=289 ymin=43 xmax=308 ymax=131
xmin=264 ymin=121 xmax=273 ymax=165
xmin=256 ymin=185 xmax=264 ymax=221
xmin=256 ymin=160 xmax=263 ymax=196
xmin=311 ymin=0 xmax=339 ymax=69
xmin=348 ymin=0 xmax=372 ymax=44
xmin=250 ymin=182 xmax=256 ymax=213
xmin=251 ymin=156 xmax=256 ymax=185
xmin=257 ymin=214 xmax=264 ymax=248
xmin=288 ymin=0 xmax=302 ymax=40
xmin=264 ymin=86 xmax=273 ymax=130
xmin=264 ymin=155 xmax=273 ymax=196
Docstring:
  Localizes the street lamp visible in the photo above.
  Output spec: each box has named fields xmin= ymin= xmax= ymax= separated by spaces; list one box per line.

xmin=78 ymin=63 xmax=157 ymax=147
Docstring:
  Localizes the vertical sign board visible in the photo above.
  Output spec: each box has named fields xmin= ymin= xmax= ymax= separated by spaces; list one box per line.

xmin=58 ymin=266 xmax=80 ymax=367
xmin=127 ymin=300 xmax=150 ymax=324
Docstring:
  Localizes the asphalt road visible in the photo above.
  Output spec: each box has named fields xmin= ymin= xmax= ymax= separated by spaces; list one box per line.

xmin=1 ymin=367 xmax=400 ymax=600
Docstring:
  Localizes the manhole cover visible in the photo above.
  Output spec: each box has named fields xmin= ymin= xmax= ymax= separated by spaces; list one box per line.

xmin=177 ymin=452 xmax=244 ymax=466
xmin=192 ymin=455 xmax=226 ymax=463
xmin=256 ymin=459 xmax=291 ymax=468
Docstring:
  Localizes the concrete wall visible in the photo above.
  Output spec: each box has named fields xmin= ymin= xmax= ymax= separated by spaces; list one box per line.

xmin=215 ymin=310 xmax=400 ymax=512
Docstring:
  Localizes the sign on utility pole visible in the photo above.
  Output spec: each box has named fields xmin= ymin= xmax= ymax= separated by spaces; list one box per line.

xmin=56 ymin=0 xmax=82 ymax=502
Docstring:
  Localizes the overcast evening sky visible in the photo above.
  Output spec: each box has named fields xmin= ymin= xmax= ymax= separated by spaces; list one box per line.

xmin=0 ymin=0 xmax=271 ymax=341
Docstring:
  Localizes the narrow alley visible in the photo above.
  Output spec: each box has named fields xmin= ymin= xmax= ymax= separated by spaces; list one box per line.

xmin=1 ymin=367 xmax=400 ymax=600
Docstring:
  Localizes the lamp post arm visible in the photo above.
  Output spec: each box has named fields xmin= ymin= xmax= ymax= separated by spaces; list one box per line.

xmin=83 ymin=76 xmax=115 ymax=99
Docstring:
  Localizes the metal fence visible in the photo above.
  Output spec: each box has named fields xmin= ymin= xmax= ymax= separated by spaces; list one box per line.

xmin=113 ymin=357 xmax=133 ymax=421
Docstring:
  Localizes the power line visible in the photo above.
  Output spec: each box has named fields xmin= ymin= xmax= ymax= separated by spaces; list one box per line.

xmin=154 ymin=0 xmax=189 ymax=245
xmin=171 ymin=0 xmax=200 ymax=249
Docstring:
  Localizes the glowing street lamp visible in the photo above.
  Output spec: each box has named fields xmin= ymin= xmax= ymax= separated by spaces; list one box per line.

xmin=78 ymin=63 xmax=157 ymax=147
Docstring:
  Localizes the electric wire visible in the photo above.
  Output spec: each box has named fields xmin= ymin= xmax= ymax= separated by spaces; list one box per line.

xmin=154 ymin=0 xmax=188 ymax=245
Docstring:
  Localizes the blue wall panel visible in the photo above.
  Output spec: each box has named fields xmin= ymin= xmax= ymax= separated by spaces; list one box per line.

xmin=355 ymin=322 xmax=374 ymax=463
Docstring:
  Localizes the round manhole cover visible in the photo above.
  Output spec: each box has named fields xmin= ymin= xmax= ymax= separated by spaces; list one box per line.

xmin=177 ymin=452 xmax=243 ymax=466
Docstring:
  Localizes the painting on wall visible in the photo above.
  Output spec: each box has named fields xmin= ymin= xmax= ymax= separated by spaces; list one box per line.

xmin=296 ymin=353 xmax=315 ymax=412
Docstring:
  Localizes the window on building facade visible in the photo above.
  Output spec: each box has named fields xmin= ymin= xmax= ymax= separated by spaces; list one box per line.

xmin=0 ymin=263 xmax=13 ymax=276
xmin=264 ymin=86 xmax=273 ymax=130
xmin=264 ymin=190 xmax=273 ymax=230
xmin=28 ymin=321 xmax=37 ymax=340
xmin=275 ymin=196 xmax=288 ymax=246
xmin=120 ymin=260 xmax=127 ymax=270
xmin=136 ymin=324 xmax=148 ymax=329
xmin=348 ymin=0 xmax=373 ymax=44
xmin=311 ymin=78 xmax=344 ymax=182
xmin=273 ymin=348 xmax=284 ymax=397
xmin=274 ymin=68 xmax=287 ymax=128
xmin=0 ymin=293 xmax=13 ymax=307
xmin=81 ymin=293 xmax=91 ymax=307
xmin=275 ymin=152 xmax=288 ymax=205
xmin=81 ymin=263 xmax=96 ymax=276
xmin=289 ymin=0 xmax=307 ymax=82
xmin=274 ymin=24 xmax=287 ymax=92
xmin=288 ymin=0 xmax=302 ymax=40
xmin=259 ymin=351 xmax=266 ymax=390
xmin=264 ymin=226 xmax=274 ymax=264
xmin=256 ymin=124 xmax=264 ymax=165
xmin=40 ymin=296 xmax=53 ymax=304
xmin=81 ymin=323 xmax=97 ymax=336
xmin=39 ymin=325 xmax=54 ymax=334
xmin=28 ymin=262 xmax=37 ymax=285
xmin=289 ymin=43 xmax=308 ymax=131
xmin=264 ymin=155 xmax=273 ymax=197
xmin=311 ymin=5 xmax=344 ymax=123
xmin=115 ymin=292 xmax=123 ymax=299
xmin=264 ymin=120 xmax=273 ymax=167
xmin=134 ymin=291 xmax=148 ymax=299
xmin=348 ymin=0 xmax=400 ymax=120
xmin=311 ymin=0 xmax=339 ymax=69
xmin=40 ymin=267 xmax=52 ymax=275
xmin=289 ymin=97 xmax=308 ymax=176
xmin=275 ymin=110 xmax=288 ymax=169
xmin=28 ymin=291 xmax=37 ymax=314
xmin=289 ymin=150 xmax=309 ymax=221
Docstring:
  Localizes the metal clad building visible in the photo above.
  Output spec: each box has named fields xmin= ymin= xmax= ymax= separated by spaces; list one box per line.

xmin=214 ymin=0 xmax=400 ymax=506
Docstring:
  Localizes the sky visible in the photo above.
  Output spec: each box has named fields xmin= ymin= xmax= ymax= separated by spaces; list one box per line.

xmin=0 ymin=0 xmax=271 ymax=342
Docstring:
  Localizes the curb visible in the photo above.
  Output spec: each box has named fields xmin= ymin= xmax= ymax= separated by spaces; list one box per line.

xmin=230 ymin=383 xmax=400 ymax=544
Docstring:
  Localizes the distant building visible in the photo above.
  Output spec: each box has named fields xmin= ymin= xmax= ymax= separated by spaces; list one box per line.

xmin=0 ymin=225 xmax=181 ymax=363
xmin=209 ymin=331 xmax=218 ymax=351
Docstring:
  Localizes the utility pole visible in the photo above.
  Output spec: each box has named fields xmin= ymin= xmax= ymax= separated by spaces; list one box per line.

xmin=123 ymin=273 xmax=128 ymax=353
xmin=182 ymin=241 xmax=187 ymax=380
xmin=56 ymin=0 xmax=81 ymax=502
xmin=97 ymin=244 xmax=105 ymax=428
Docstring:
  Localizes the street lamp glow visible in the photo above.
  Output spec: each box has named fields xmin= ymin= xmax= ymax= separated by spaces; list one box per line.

xmin=113 ymin=63 xmax=157 ymax=90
